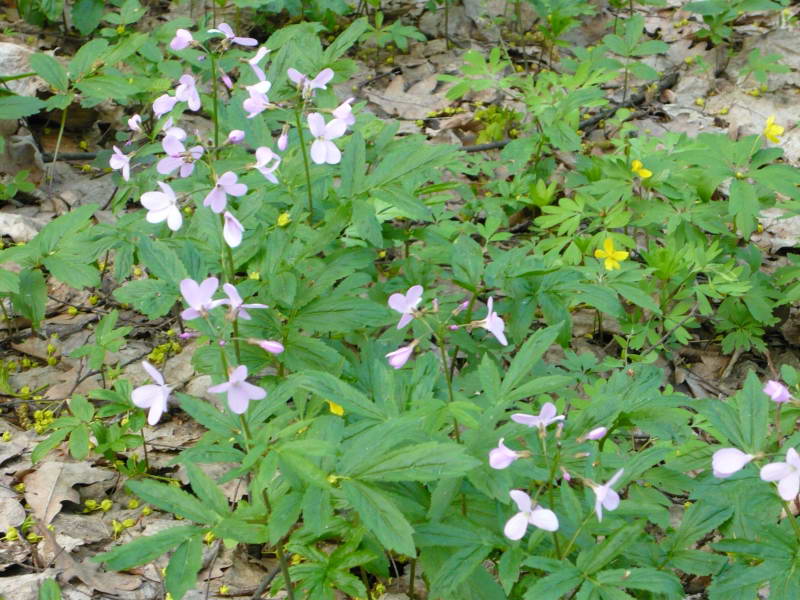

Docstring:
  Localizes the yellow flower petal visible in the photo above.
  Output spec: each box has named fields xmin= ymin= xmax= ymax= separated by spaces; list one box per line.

xmin=603 ymin=238 xmax=615 ymax=254
xmin=763 ymin=115 xmax=784 ymax=143
xmin=604 ymin=257 xmax=620 ymax=270
xmin=631 ymin=160 xmax=643 ymax=172
xmin=637 ymin=167 xmax=652 ymax=179
xmin=327 ymin=400 xmax=344 ymax=416
xmin=594 ymin=248 xmax=606 ymax=259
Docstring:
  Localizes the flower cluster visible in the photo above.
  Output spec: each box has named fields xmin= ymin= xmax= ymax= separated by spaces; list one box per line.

xmin=383 ymin=288 xmax=510 ymax=370
xmin=489 ymin=402 xmax=623 ymax=539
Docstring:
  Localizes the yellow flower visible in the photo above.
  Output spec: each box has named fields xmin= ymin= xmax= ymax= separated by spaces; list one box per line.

xmin=763 ymin=115 xmax=784 ymax=143
xmin=594 ymin=239 xmax=629 ymax=271
xmin=277 ymin=212 xmax=292 ymax=227
xmin=630 ymin=160 xmax=652 ymax=179
xmin=327 ymin=400 xmax=344 ymax=416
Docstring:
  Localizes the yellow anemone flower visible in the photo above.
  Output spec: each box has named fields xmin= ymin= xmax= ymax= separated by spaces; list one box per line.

xmin=594 ymin=239 xmax=629 ymax=271
xmin=763 ymin=115 xmax=784 ymax=143
xmin=327 ymin=400 xmax=344 ymax=416
xmin=631 ymin=160 xmax=652 ymax=179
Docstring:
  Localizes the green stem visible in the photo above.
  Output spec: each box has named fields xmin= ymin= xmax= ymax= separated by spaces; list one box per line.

xmin=209 ymin=52 xmax=221 ymax=155
xmin=437 ymin=341 xmax=461 ymax=444
xmin=559 ymin=510 xmax=594 ymax=559
xmin=276 ymin=542 xmax=296 ymax=600
xmin=218 ymin=214 xmax=242 ymax=363
xmin=294 ymin=108 xmax=315 ymax=221
xmin=48 ymin=107 xmax=68 ymax=183
xmin=539 ymin=434 xmax=561 ymax=556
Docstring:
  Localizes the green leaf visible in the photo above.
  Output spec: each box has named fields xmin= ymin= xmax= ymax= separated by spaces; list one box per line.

xmin=35 ymin=203 xmax=97 ymax=255
xmin=68 ymin=424 xmax=90 ymax=460
xmin=165 ymin=535 xmax=203 ymax=600
xmin=292 ymin=371 xmax=383 ymax=420
xmin=113 ymin=279 xmax=177 ymax=319
xmin=94 ymin=525 xmax=202 ymax=570
xmin=523 ymin=566 xmax=582 ymax=600
xmin=665 ymin=502 xmax=733 ymax=552
xmin=126 ymin=479 xmax=220 ymax=525
xmin=71 ymin=0 xmax=104 ymax=36
xmin=177 ymin=393 xmax=237 ymax=436
xmin=575 ymin=521 xmax=643 ymax=574
xmin=31 ymin=428 xmax=70 ymax=464
xmin=340 ymin=130 xmax=365 ymax=198
xmin=612 ymin=282 xmax=662 ymax=314
xmin=11 ymin=268 xmax=47 ymax=328
xmin=352 ymin=199 xmax=383 ymax=247
xmin=43 ymin=256 xmax=99 ymax=288
xmin=345 ymin=442 xmax=479 ymax=482
xmin=0 ymin=268 xmax=20 ymax=294
xmin=75 ymin=75 xmax=138 ymax=103
xmin=0 ymin=95 xmax=46 ymax=119
xmin=362 ymin=142 xmax=456 ymax=193
xmin=181 ymin=462 xmax=229 ymax=517
xmin=213 ymin=516 xmax=268 ymax=544
xmin=38 ymin=579 xmax=61 ymax=600
xmin=69 ymin=38 xmax=109 ymax=79
xmin=500 ymin=324 xmax=562 ymax=398
xmin=40 ymin=0 xmax=63 ymax=21
xmin=29 ymin=54 xmax=68 ymax=92
xmin=429 ymin=544 xmax=491 ymax=597
xmin=341 ymin=479 xmax=415 ymax=556
xmin=596 ymin=568 xmax=682 ymax=598
xmin=103 ymin=33 xmax=148 ymax=66
xmin=292 ymin=294 xmax=386 ymax=333
xmin=451 ymin=235 xmax=483 ymax=291
xmin=324 ymin=17 xmax=369 ymax=61
xmin=137 ymin=238 xmax=189 ymax=285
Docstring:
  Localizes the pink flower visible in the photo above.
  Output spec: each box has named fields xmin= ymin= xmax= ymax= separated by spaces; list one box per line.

xmin=179 ymin=277 xmax=229 ymax=320
xmin=162 ymin=126 xmax=187 ymax=154
xmin=109 ymin=146 xmax=130 ymax=181
xmin=489 ymin=438 xmax=521 ymax=469
xmin=248 ymin=46 xmax=269 ymax=81
xmin=256 ymin=340 xmax=284 ymax=354
xmin=764 ymin=380 xmax=791 ymax=404
xmin=141 ymin=181 xmax=182 ymax=231
xmin=208 ymin=23 xmax=258 ymax=46
xmin=386 ymin=344 xmax=415 ymax=369
xmin=476 ymin=297 xmax=507 ymax=346
xmin=511 ymin=402 xmax=565 ymax=430
xmin=592 ymin=469 xmax=624 ymax=522
xmin=760 ymin=447 xmax=800 ymax=501
xmin=170 ymin=28 xmax=193 ymax=51
xmin=226 ymin=130 xmax=245 ymax=144
xmin=333 ymin=97 xmax=356 ymax=127
xmin=175 ymin=74 xmax=201 ymax=112
xmin=583 ymin=426 xmax=608 ymax=441
xmin=157 ymin=140 xmax=204 ymax=178
xmin=132 ymin=361 xmax=172 ymax=425
xmin=503 ymin=490 xmax=558 ymax=540
xmin=208 ymin=365 xmax=266 ymax=414
xmin=287 ymin=67 xmax=334 ymax=98
xmin=153 ymin=93 xmax=179 ymax=117
xmin=243 ymin=81 xmax=272 ymax=119
xmin=222 ymin=283 xmax=268 ymax=320
xmin=712 ymin=447 xmax=754 ymax=478
xmin=277 ymin=125 xmax=289 ymax=151
xmin=222 ymin=211 xmax=244 ymax=248
xmin=388 ymin=285 xmax=423 ymax=329
xmin=221 ymin=73 xmax=233 ymax=90
xmin=203 ymin=171 xmax=247 ymax=213
xmin=307 ymin=113 xmax=346 ymax=164
xmin=253 ymin=147 xmax=280 ymax=183
xmin=128 ymin=114 xmax=142 ymax=132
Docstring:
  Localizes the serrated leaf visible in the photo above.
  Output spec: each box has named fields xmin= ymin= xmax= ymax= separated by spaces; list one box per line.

xmin=94 ymin=525 xmax=202 ymax=570
xmin=113 ymin=279 xmax=177 ymax=319
xmin=500 ymin=324 xmax=562 ymax=397
xmin=341 ymin=479 xmax=415 ymax=556
xmin=292 ymin=371 xmax=383 ymax=420
xmin=0 ymin=95 xmax=46 ymax=119
xmin=38 ymin=579 xmax=61 ymax=600
xmin=345 ymin=442 xmax=479 ymax=482
xmin=126 ymin=479 xmax=219 ymax=525
xmin=576 ymin=521 xmax=643 ymax=574
xmin=11 ymin=268 xmax=47 ymax=329
xmin=29 ymin=54 xmax=68 ymax=92
xmin=182 ymin=462 xmax=229 ymax=517
xmin=165 ymin=535 xmax=203 ymax=600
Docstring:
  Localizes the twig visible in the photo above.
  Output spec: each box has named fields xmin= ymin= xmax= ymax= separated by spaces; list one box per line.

xmin=249 ymin=566 xmax=281 ymax=600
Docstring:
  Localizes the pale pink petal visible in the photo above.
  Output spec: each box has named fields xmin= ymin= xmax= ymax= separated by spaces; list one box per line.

xmin=325 ymin=118 xmax=347 ymax=140
xmin=503 ymin=512 xmax=529 ymax=541
xmin=712 ymin=448 xmax=753 ymax=478
xmin=307 ymin=112 xmax=326 ymax=137
xmin=509 ymin=490 xmax=532 ymax=513
xmin=141 ymin=360 xmax=164 ymax=385
xmin=132 ymin=385 xmax=162 ymax=409
xmin=778 ymin=474 xmax=800 ymax=501
xmin=761 ymin=462 xmax=793 ymax=482
xmin=529 ymin=507 xmax=559 ymax=532
xmin=310 ymin=139 xmax=327 ymax=164
xmin=258 ymin=340 xmax=284 ymax=354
